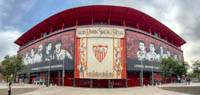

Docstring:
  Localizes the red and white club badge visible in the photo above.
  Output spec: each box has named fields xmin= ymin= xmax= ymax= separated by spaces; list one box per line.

xmin=93 ymin=45 xmax=108 ymax=63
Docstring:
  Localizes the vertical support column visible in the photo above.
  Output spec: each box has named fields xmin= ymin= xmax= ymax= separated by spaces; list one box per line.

xmin=14 ymin=74 xmax=16 ymax=83
xmin=152 ymin=61 xmax=154 ymax=86
xmin=49 ymin=28 xmax=53 ymax=34
xmin=23 ymin=74 xmax=25 ymax=83
xmin=45 ymin=72 xmax=48 ymax=86
xmin=73 ymin=79 xmax=76 ymax=87
xmin=29 ymin=73 xmax=31 ymax=84
xmin=40 ymin=73 xmax=42 ymax=85
xmin=62 ymin=23 xmax=65 ymax=86
xmin=58 ymin=71 xmax=61 ymax=86
xmin=108 ymin=80 xmax=111 ymax=88
xmin=40 ymin=33 xmax=43 ymax=38
xmin=39 ymin=73 xmax=41 ymax=79
xmin=62 ymin=60 xmax=65 ymax=86
xmin=91 ymin=16 xmax=94 ymax=25
xmin=48 ymin=60 xmax=51 ymax=86
xmin=140 ymin=60 xmax=143 ymax=87
xmin=74 ymin=19 xmax=78 ymax=88
xmin=125 ymin=79 xmax=128 ymax=88
xmin=123 ymin=19 xmax=128 ymax=88
xmin=136 ymin=24 xmax=140 ymax=29
xmin=156 ymin=72 xmax=157 ymax=81
xmin=148 ymin=29 xmax=152 ymax=34
xmin=43 ymin=72 xmax=45 ymax=84
xmin=108 ymin=18 xmax=110 ymax=25
xmin=140 ymin=71 xmax=143 ymax=86
xmin=90 ymin=79 xmax=93 ymax=88
xmin=62 ymin=23 xmax=65 ymax=30
xmin=159 ymin=73 xmax=161 ymax=81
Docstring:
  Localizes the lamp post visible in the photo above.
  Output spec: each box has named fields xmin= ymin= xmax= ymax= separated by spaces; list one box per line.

xmin=151 ymin=58 xmax=154 ymax=86
xmin=140 ymin=60 xmax=143 ymax=87
xmin=48 ymin=60 xmax=51 ymax=86
xmin=62 ymin=59 xmax=65 ymax=86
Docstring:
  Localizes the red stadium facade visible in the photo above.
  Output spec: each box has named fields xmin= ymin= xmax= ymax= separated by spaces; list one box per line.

xmin=15 ymin=5 xmax=186 ymax=88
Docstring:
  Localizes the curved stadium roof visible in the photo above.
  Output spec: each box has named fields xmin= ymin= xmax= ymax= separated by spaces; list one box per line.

xmin=15 ymin=5 xmax=186 ymax=47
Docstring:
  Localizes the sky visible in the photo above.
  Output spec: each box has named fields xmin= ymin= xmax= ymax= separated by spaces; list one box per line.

xmin=0 ymin=0 xmax=199 ymax=68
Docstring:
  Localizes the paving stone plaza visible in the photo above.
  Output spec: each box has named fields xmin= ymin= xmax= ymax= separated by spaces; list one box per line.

xmin=0 ymin=82 xmax=200 ymax=95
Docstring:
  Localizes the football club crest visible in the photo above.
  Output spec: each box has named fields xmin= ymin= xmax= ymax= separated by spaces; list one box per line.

xmin=93 ymin=45 xmax=108 ymax=63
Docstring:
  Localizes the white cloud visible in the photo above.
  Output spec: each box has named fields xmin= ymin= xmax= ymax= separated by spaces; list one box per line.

xmin=0 ymin=0 xmax=38 ymax=29
xmin=0 ymin=27 xmax=22 ymax=61
xmin=0 ymin=0 xmax=199 ymax=70
xmin=0 ymin=0 xmax=37 ymax=61
xmin=98 ymin=0 xmax=199 ymax=67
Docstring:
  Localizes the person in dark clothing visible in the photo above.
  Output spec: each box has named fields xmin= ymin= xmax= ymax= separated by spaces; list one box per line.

xmin=188 ymin=78 xmax=191 ymax=85
xmin=8 ymin=82 xmax=12 ymax=95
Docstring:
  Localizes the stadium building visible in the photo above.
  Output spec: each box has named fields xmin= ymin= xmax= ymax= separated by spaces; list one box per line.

xmin=14 ymin=5 xmax=186 ymax=88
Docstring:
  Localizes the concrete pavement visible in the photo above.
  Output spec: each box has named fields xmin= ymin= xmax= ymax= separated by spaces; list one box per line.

xmin=1 ymin=82 xmax=199 ymax=95
xmin=18 ymin=84 xmax=194 ymax=95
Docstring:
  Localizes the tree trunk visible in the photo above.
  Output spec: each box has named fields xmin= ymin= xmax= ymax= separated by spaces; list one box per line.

xmin=7 ymin=76 xmax=8 ymax=83
xmin=198 ymin=72 xmax=200 ymax=82
xmin=13 ymin=72 xmax=15 ymax=83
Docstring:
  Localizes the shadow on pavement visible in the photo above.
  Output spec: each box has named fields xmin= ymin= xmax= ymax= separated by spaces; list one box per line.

xmin=160 ymin=86 xmax=200 ymax=95
xmin=0 ymin=88 xmax=38 ymax=95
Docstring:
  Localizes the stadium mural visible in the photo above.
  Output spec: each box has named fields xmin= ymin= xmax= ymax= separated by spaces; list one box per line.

xmin=126 ymin=30 xmax=183 ymax=72
xmin=19 ymin=31 xmax=74 ymax=73
xmin=74 ymin=27 xmax=126 ymax=79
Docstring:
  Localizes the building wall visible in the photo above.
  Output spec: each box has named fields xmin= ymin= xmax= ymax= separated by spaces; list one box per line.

xmin=17 ymin=26 xmax=184 ymax=87
xmin=126 ymin=30 xmax=183 ymax=72
xmin=19 ymin=30 xmax=75 ymax=73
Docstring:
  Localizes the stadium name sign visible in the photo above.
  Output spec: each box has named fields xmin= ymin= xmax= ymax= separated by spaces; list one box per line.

xmin=76 ymin=27 xmax=124 ymax=38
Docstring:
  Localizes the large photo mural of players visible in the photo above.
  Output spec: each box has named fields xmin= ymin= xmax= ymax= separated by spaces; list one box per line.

xmin=74 ymin=27 xmax=126 ymax=79
xmin=126 ymin=30 xmax=183 ymax=72
xmin=19 ymin=30 xmax=74 ymax=73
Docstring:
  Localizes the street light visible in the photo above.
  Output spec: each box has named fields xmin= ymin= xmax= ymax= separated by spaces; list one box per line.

xmin=62 ymin=58 xmax=65 ymax=86
xmin=48 ymin=60 xmax=51 ymax=87
xmin=140 ymin=60 xmax=143 ymax=87
xmin=151 ymin=58 xmax=154 ymax=86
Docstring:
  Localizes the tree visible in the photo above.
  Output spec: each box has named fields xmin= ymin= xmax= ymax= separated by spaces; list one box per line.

xmin=174 ymin=61 xmax=189 ymax=77
xmin=0 ymin=55 xmax=13 ymax=82
xmin=0 ymin=54 xmax=26 ymax=82
xmin=160 ymin=57 xmax=177 ymax=77
xmin=193 ymin=60 xmax=200 ymax=81
xmin=187 ymin=72 xmax=196 ymax=78
xmin=159 ymin=57 xmax=188 ymax=83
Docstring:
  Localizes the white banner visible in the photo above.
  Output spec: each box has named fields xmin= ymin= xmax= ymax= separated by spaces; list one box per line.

xmin=77 ymin=27 xmax=124 ymax=38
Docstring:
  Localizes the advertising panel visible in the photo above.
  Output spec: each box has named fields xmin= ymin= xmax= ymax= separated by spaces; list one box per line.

xmin=126 ymin=30 xmax=184 ymax=72
xmin=74 ymin=27 xmax=126 ymax=79
xmin=19 ymin=30 xmax=74 ymax=73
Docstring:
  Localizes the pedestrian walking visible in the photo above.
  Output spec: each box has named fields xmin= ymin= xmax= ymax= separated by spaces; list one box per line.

xmin=188 ymin=78 xmax=191 ymax=85
xmin=8 ymin=82 xmax=12 ymax=95
xmin=184 ymin=77 xmax=187 ymax=85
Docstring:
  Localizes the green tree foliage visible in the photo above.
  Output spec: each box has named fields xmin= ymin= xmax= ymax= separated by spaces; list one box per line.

xmin=175 ymin=61 xmax=189 ymax=76
xmin=160 ymin=57 xmax=188 ymax=81
xmin=187 ymin=72 xmax=196 ymax=78
xmin=193 ymin=60 xmax=200 ymax=81
xmin=160 ymin=57 xmax=177 ymax=78
xmin=0 ymin=54 xmax=26 ymax=82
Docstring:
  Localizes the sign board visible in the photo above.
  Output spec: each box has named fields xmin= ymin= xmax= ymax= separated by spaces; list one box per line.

xmin=75 ymin=27 xmax=126 ymax=79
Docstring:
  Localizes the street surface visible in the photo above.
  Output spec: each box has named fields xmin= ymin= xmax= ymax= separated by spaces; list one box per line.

xmin=0 ymin=82 xmax=199 ymax=95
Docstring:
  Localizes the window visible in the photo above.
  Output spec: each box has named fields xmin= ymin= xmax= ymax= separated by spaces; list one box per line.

xmin=94 ymin=22 xmax=108 ymax=25
xmin=79 ymin=81 xmax=89 ymax=85
xmin=152 ymin=32 xmax=158 ymax=37
xmin=43 ymin=32 xmax=48 ymax=37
